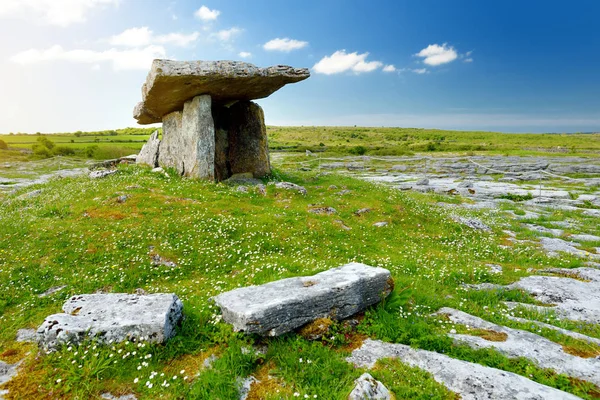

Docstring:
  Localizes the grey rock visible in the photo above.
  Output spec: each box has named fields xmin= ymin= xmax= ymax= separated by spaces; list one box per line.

xmin=457 ymin=181 xmax=473 ymax=188
xmin=333 ymin=220 xmax=352 ymax=230
xmin=0 ymin=361 xmax=19 ymax=397
xmin=212 ymin=263 xmax=392 ymax=336
xmin=38 ymin=285 xmax=67 ymax=298
xmin=203 ymin=354 xmax=218 ymax=369
xmin=37 ymin=293 xmax=183 ymax=349
xmin=373 ymin=222 xmax=388 ymax=227
xmin=225 ymin=101 xmax=271 ymax=178
xmin=570 ymin=234 xmax=600 ymax=242
xmin=151 ymin=167 xmax=165 ymax=174
xmin=136 ymin=130 xmax=161 ymax=167
xmin=337 ymin=189 xmax=352 ymax=195
xmin=438 ymin=307 xmax=600 ymax=385
xmin=486 ymin=264 xmax=503 ymax=274
xmin=157 ymin=94 xmax=216 ymax=179
xmin=116 ymin=195 xmax=128 ymax=203
xmin=454 ymin=216 xmax=491 ymax=232
xmin=16 ymin=328 xmax=36 ymax=343
xmin=237 ymin=376 xmax=257 ymax=400
xmin=308 ymin=206 xmax=337 ymax=215
xmin=348 ymin=339 xmax=580 ymax=400
xmin=524 ymin=224 xmax=564 ymax=237
xmin=539 ymin=237 xmax=599 ymax=259
xmin=355 ymin=208 xmax=372 ymax=216
xmin=237 ymin=185 xmax=249 ymax=193
xmin=390 ymin=165 xmax=407 ymax=172
xmin=16 ymin=189 xmax=42 ymax=200
xmin=507 ymin=268 xmax=600 ymax=324
xmin=100 ymin=394 xmax=137 ymax=400
xmin=416 ymin=178 xmax=429 ymax=185
xmin=224 ymin=173 xmax=263 ymax=186
xmin=150 ymin=253 xmax=177 ymax=268
xmin=275 ymin=182 xmax=307 ymax=195
xmin=89 ymin=169 xmax=117 ymax=179
xmin=505 ymin=316 xmax=600 ymax=346
xmin=348 ymin=373 xmax=391 ymax=400
xmin=134 ymin=60 xmax=310 ymax=124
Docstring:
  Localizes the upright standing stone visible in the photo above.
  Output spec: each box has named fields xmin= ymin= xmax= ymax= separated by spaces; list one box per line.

xmin=181 ymin=95 xmax=215 ymax=179
xmin=157 ymin=95 xmax=215 ymax=179
xmin=136 ymin=130 xmax=161 ymax=167
xmin=228 ymin=101 xmax=270 ymax=178
xmin=158 ymin=110 xmax=183 ymax=173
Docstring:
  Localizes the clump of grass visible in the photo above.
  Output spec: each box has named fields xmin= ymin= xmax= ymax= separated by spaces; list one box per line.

xmin=498 ymin=193 xmax=534 ymax=202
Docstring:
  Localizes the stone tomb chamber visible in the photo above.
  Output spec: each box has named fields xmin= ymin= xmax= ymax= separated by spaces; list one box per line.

xmin=135 ymin=60 xmax=310 ymax=181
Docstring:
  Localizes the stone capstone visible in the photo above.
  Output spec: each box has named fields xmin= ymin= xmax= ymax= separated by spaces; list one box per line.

xmin=133 ymin=60 xmax=310 ymax=124
xmin=37 ymin=293 xmax=183 ymax=349
xmin=136 ymin=130 xmax=161 ymax=167
xmin=212 ymin=263 xmax=393 ymax=336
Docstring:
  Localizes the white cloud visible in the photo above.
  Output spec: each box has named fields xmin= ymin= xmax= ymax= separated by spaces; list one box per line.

xmin=312 ymin=50 xmax=384 ymax=75
xmin=194 ymin=5 xmax=220 ymax=21
xmin=412 ymin=68 xmax=428 ymax=74
xmin=10 ymin=44 xmax=165 ymax=70
xmin=416 ymin=43 xmax=458 ymax=66
xmin=109 ymin=27 xmax=199 ymax=47
xmin=463 ymin=50 xmax=474 ymax=63
xmin=464 ymin=58 xmax=473 ymax=63
xmin=263 ymin=38 xmax=308 ymax=52
xmin=109 ymin=27 xmax=153 ymax=47
xmin=383 ymin=64 xmax=396 ymax=72
xmin=238 ymin=51 xmax=252 ymax=58
xmin=212 ymin=27 xmax=242 ymax=42
xmin=0 ymin=0 xmax=119 ymax=27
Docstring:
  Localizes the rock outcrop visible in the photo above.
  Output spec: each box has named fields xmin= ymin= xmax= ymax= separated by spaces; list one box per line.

xmin=212 ymin=263 xmax=393 ymax=336
xmin=134 ymin=60 xmax=309 ymax=181
xmin=37 ymin=293 xmax=183 ymax=349
xmin=136 ymin=130 xmax=160 ymax=167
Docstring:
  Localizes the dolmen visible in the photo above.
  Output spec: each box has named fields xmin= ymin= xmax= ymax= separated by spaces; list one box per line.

xmin=212 ymin=263 xmax=393 ymax=336
xmin=135 ymin=60 xmax=310 ymax=181
xmin=37 ymin=293 xmax=183 ymax=349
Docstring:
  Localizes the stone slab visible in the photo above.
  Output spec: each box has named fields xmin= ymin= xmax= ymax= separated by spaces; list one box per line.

xmin=437 ymin=308 xmax=600 ymax=386
xmin=37 ymin=293 xmax=183 ymax=349
xmin=348 ymin=339 xmax=582 ymax=400
xmin=136 ymin=130 xmax=161 ymax=167
xmin=134 ymin=60 xmax=310 ymax=124
xmin=212 ymin=263 xmax=392 ymax=336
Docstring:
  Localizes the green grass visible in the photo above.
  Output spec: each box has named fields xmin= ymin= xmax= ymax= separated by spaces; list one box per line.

xmin=0 ymin=162 xmax=598 ymax=399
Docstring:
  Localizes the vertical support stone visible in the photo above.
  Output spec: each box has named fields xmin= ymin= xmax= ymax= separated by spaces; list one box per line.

xmin=182 ymin=95 xmax=215 ymax=179
xmin=213 ymin=105 xmax=230 ymax=182
xmin=158 ymin=95 xmax=215 ymax=179
xmin=158 ymin=110 xmax=183 ymax=172
xmin=227 ymin=101 xmax=271 ymax=178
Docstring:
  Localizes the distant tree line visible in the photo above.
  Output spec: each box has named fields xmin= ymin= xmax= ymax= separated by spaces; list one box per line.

xmin=3 ymin=127 xmax=160 ymax=136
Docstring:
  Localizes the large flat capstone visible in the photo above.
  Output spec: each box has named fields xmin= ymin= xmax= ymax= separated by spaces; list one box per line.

xmin=134 ymin=60 xmax=310 ymax=124
xmin=212 ymin=263 xmax=393 ymax=336
xmin=37 ymin=293 xmax=183 ymax=349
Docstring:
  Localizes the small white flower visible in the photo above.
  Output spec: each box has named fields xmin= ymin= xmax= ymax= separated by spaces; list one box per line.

xmin=134 ymin=378 xmax=139 ymax=383
xmin=56 ymin=378 xmax=62 ymax=383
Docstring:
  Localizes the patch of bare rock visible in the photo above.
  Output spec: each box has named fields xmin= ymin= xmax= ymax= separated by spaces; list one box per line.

xmin=348 ymin=339 xmax=580 ymax=400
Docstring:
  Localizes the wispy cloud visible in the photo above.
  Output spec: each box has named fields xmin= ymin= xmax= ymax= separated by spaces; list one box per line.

xmin=313 ymin=50 xmax=383 ymax=75
xmin=211 ymin=27 xmax=242 ymax=42
xmin=0 ymin=0 xmax=119 ymax=27
xmin=416 ymin=43 xmax=458 ymax=66
xmin=109 ymin=27 xmax=199 ymax=47
xmin=10 ymin=44 xmax=165 ymax=70
xmin=382 ymin=64 xmax=396 ymax=72
xmin=238 ymin=51 xmax=252 ymax=58
xmin=263 ymin=38 xmax=308 ymax=52
xmin=194 ymin=5 xmax=220 ymax=21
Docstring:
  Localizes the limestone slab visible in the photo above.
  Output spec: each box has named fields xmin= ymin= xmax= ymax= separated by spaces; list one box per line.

xmin=136 ymin=130 xmax=161 ymax=167
xmin=212 ymin=263 xmax=392 ymax=336
xmin=348 ymin=339 xmax=582 ymax=400
xmin=37 ymin=293 xmax=183 ymax=349
xmin=134 ymin=60 xmax=310 ymax=124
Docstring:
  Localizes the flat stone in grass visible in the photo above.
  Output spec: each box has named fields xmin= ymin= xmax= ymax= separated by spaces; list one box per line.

xmin=212 ymin=263 xmax=393 ymax=336
xmin=348 ymin=339 xmax=582 ymax=400
xmin=37 ymin=293 xmax=183 ymax=349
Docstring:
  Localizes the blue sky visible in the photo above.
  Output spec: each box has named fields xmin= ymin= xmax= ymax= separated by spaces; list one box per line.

xmin=1 ymin=0 xmax=599 ymax=133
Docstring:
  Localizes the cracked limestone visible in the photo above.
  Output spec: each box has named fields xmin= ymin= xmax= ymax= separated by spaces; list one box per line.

xmin=136 ymin=130 xmax=161 ymax=167
xmin=37 ymin=293 xmax=183 ymax=349
xmin=348 ymin=339 xmax=581 ymax=400
xmin=212 ymin=263 xmax=392 ymax=336
xmin=437 ymin=307 xmax=600 ymax=386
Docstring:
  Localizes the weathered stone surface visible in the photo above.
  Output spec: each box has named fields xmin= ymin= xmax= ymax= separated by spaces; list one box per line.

xmin=212 ymin=263 xmax=393 ymax=336
xmin=37 ymin=293 xmax=183 ymax=349
xmin=38 ymin=285 xmax=66 ymax=298
xmin=275 ymin=182 xmax=307 ymax=195
xmin=348 ymin=339 xmax=581 ymax=400
xmin=438 ymin=308 xmax=600 ymax=386
xmin=157 ymin=95 xmax=215 ymax=179
xmin=136 ymin=130 xmax=161 ymax=167
xmin=227 ymin=101 xmax=270 ymax=178
xmin=454 ymin=216 xmax=491 ymax=232
xmin=308 ymin=206 xmax=337 ymax=215
xmin=348 ymin=373 xmax=391 ymax=400
xmin=0 ymin=361 xmax=20 ymax=399
xmin=89 ymin=169 xmax=117 ymax=179
xmin=16 ymin=328 xmax=36 ymax=343
xmin=539 ymin=237 xmax=599 ymax=259
xmin=134 ymin=60 xmax=310 ymax=124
